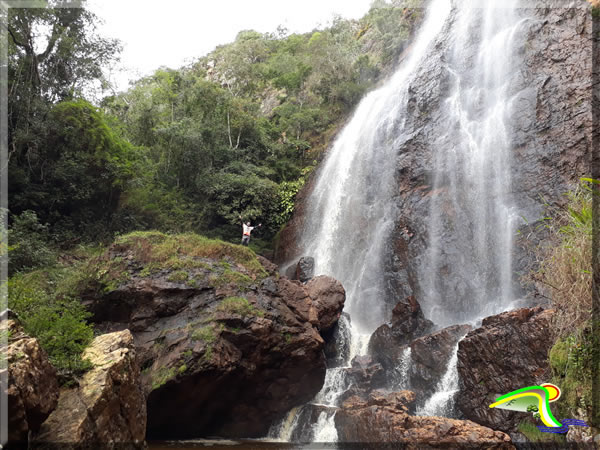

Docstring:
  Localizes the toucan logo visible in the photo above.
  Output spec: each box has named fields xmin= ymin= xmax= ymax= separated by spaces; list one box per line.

xmin=489 ymin=383 xmax=588 ymax=433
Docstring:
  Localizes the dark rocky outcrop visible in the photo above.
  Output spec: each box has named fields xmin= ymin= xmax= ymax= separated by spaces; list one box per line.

xmin=84 ymin=236 xmax=345 ymax=439
xmin=31 ymin=330 xmax=146 ymax=449
xmin=369 ymin=296 xmax=433 ymax=371
xmin=457 ymin=307 xmax=554 ymax=432
xmin=339 ymin=355 xmax=387 ymax=402
xmin=4 ymin=319 xmax=59 ymax=448
xmin=295 ymin=256 xmax=315 ymax=282
xmin=322 ymin=312 xmax=351 ymax=368
xmin=409 ymin=323 xmax=472 ymax=397
xmin=336 ymin=390 xmax=514 ymax=448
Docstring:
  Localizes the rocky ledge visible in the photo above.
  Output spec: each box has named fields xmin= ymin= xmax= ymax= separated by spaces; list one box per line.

xmin=80 ymin=232 xmax=346 ymax=439
xmin=457 ymin=306 xmax=554 ymax=432
xmin=4 ymin=317 xmax=59 ymax=447
xmin=336 ymin=390 xmax=514 ymax=449
xmin=31 ymin=330 xmax=146 ymax=449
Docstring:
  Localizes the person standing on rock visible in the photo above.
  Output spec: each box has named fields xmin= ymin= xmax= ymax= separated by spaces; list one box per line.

xmin=239 ymin=215 xmax=261 ymax=246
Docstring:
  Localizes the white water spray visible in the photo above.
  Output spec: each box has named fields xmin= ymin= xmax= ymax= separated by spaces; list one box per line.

xmin=416 ymin=345 xmax=460 ymax=417
xmin=298 ymin=0 xmax=452 ymax=335
xmin=421 ymin=0 xmax=528 ymax=327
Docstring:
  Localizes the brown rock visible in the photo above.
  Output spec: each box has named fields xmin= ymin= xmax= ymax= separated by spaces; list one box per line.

xmin=305 ymin=275 xmax=346 ymax=332
xmin=336 ymin=391 xmax=514 ymax=448
xmin=256 ymin=255 xmax=278 ymax=275
xmin=31 ymin=330 xmax=146 ymax=448
xmin=276 ymin=277 xmax=319 ymax=326
xmin=409 ymin=323 xmax=472 ymax=396
xmin=4 ymin=319 xmax=59 ymax=447
xmin=369 ymin=296 xmax=433 ymax=371
xmin=86 ymin=244 xmax=345 ymax=440
xmin=457 ymin=307 xmax=554 ymax=432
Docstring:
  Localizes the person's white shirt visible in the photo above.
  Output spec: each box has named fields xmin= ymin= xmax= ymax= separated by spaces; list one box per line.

xmin=243 ymin=224 xmax=254 ymax=236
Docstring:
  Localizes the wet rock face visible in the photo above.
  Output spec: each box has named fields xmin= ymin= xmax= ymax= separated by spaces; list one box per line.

xmin=4 ymin=319 xmax=59 ymax=447
xmin=296 ymin=256 xmax=315 ymax=282
xmin=409 ymin=324 xmax=472 ymax=398
xmin=322 ymin=312 xmax=351 ymax=368
xmin=335 ymin=390 xmax=514 ymax=448
xmin=342 ymin=355 xmax=387 ymax=400
xmin=369 ymin=296 xmax=434 ymax=371
xmin=31 ymin=330 xmax=146 ymax=448
xmin=457 ymin=307 xmax=554 ymax=432
xmin=88 ymin=251 xmax=345 ymax=439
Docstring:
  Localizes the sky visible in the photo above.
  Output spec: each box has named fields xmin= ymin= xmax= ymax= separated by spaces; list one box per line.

xmin=88 ymin=0 xmax=374 ymax=93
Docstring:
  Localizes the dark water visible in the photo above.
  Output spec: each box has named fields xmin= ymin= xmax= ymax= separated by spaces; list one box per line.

xmin=149 ymin=440 xmax=363 ymax=450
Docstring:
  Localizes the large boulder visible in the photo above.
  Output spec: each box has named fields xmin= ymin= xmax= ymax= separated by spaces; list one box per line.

xmin=82 ymin=233 xmax=345 ymax=439
xmin=3 ymin=318 xmax=59 ymax=448
xmin=335 ymin=390 xmax=514 ymax=448
xmin=31 ymin=330 xmax=146 ymax=448
xmin=305 ymin=275 xmax=345 ymax=332
xmin=369 ymin=296 xmax=434 ymax=371
xmin=457 ymin=307 xmax=554 ymax=432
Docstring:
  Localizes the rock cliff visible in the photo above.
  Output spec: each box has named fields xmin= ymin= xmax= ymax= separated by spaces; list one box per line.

xmin=456 ymin=307 xmax=554 ymax=432
xmin=31 ymin=330 xmax=146 ymax=449
xmin=3 ymin=317 xmax=59 ymax=448
xmin=80 ymin=232 xmax=345 ymax=439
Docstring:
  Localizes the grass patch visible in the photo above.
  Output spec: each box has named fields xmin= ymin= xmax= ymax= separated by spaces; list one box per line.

xmin=191 ymin=325 xmax=217 ymax=343
xmin=211 ymin=269 xmax=253 ymax=289
xmin=537 ymin=184 xmax=592 ymax=337
xmin=530 ymin=180 xmax=597 ymax=427
xmin=517 ymin=421 xmax=566 ymax=444
xmin=217 ymin=296 xmax=263 ymax=317
xmin=151 ymin=365 xmax=177 ymax=390
xmin=167 ymin=270 xmax=189 ymax=283
xmin=114 ymin=231 xmax=268 ymax=278
xmin=8 ymin=275 xmax=94 ymax=380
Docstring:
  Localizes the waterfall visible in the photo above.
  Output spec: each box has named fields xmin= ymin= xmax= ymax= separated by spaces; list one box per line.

xmin=421 ymin=0 xmax=527 ymax=327
xmin=276 ymin=0 xmax=530 ymax=442
xmin=391 ymin=347 xmax=412 ymax=391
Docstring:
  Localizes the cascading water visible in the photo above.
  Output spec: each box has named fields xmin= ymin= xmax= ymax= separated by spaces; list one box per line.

xmin=416 ymin=344 xmax=460 ymax=417
xmin=421 ymin=0 xmax=528 ymax=327
xmin=275 ymin=0 xmax=531 ymax=442
xmin=297 ymin=0 xmax=452 ymax=336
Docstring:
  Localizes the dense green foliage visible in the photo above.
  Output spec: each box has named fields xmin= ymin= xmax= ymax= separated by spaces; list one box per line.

xmin=8 ymin=274 xmax=94 ymax=379
xmin=8 ymin=0 xmax=423 ymax=266
xmin=101 ymin=2 xmax=422 ymax=242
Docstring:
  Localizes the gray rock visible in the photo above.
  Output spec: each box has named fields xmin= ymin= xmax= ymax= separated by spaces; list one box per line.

xmin=296 ymin=256 xmax=315 ymax=282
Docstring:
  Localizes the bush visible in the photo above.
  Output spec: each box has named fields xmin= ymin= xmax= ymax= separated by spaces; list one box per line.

xmin=8 ymin=275 xmax=94 ymax=380
xmin=8 ymin=210 xmax=57 ymax=274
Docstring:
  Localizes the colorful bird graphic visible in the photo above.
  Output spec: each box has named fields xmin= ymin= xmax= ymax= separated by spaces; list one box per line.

xmin=489 ymin=383 xmax=587 ymax=433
